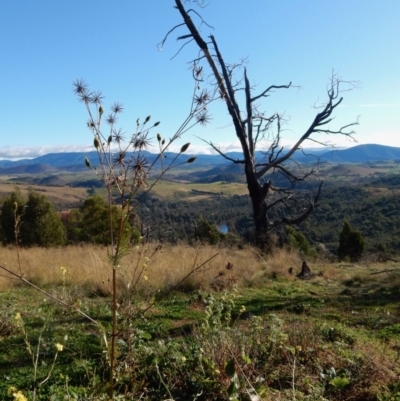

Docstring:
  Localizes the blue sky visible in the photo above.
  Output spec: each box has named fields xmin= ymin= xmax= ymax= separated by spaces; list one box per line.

xmin=0 ymin=0 xmax=399 ymax=159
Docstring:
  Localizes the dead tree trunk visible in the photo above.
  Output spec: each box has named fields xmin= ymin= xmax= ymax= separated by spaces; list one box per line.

xmin=168 ymin=0 xmax=358 ymax=250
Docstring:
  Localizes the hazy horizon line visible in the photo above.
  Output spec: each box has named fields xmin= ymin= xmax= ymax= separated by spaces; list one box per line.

xmin=0 ymin=141 xmax=383 ymax=161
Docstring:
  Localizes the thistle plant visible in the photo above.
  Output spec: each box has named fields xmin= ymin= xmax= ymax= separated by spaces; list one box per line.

xmin=72 ymin=77 xmax=212 ymax=399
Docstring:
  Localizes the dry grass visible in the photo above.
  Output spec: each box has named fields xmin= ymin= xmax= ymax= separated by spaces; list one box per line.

xmin=0 ymin=245 xmax=110 ymax=289
xmin=0 ymin=183 xmax=88 ymax=208
xmin=2 ymin=245 xmax=399 ymax=296
xmin=0 ymin=244 xmax=304 ymax=293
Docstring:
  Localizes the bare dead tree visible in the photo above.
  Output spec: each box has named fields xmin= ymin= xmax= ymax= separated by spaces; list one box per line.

xmin=164 ymin=0 xmax=358 ymax=249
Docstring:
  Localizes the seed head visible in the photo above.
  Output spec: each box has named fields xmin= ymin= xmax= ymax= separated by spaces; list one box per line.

xmin=132 ymin=136 xmax=151 ymax=150
xmin=196 ymin=111 xmax=211 ymax=126
xmin=91 ymin=91 xmax=104 ymax=105
xmin=111 ymin=102 xmax=123 ymax=114
xmin=180 ymin=143 xmax=190 ymax=153
xmin=106 ymin=114 xmax=116 ymax=125
xmin=72 ymin=78 xmax=88 ymax=96
xmin=113 ymin=129 xmax=125 ymax=144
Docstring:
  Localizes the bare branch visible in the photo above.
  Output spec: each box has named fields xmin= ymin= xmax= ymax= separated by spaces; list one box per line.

xmin=197 ymin=137 xmax=245 ymax=164
xmin=256 ymin=80 xmax=358 ymax=179
xmin=251 ymin=82 xmax=293 ymax=103
xmin=158 ymin=22 xmax=186 ymax=50
xmin=170 ymin=37 xmax=195 ymax=60
xmin=279 ymin=181 xmax=323 ymax=225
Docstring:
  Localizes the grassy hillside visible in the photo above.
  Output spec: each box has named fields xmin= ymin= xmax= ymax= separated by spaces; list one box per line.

xmin=0 ymin=244 xmax=399 ymax=400
xmin=1 ymin=160 xmax=400 ymax=252
xmin=0 ymin=183 xmax=89 ymax=209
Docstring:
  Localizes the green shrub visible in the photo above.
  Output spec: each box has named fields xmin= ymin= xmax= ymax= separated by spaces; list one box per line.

xmin=338 ymin=220 xmax=365 ymax=262
xmin=1 ymin=188 xmax=65 ymax=247
xmin=72 ymin=194 xmax=140 ymax=245
xmin=0 ymin=188 xmax=26 ymax=245
xmin=285 ymin=225 xmax=318 ymax=258
xmin=195 ymin=219 xmax=225 ymax=245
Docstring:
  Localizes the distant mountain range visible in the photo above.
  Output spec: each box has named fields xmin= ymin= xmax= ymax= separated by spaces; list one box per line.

xmin=316 ymin=144 xmax=400 ymax=163
xmin=0 ymin=144 xmax=399 ymax=174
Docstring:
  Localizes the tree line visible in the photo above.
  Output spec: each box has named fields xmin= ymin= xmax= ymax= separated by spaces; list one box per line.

xmin=0 ymin=186 xmax=380 ymax=262
xmin=0 ymin=189 xmax=140 ymax=247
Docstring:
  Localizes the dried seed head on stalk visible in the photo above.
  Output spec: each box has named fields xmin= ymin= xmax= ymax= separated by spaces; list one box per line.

xmin=180 ymin=142 xmax=190 ymax=153
xmin=113 ymin=129 xmax=125 ymax=144
xmin=131 ymin=156 xmax=149 ymax=188
xmin=132 ymin=136 xmax=151 ymax=150
xmin=194 ymin=90 xmax=210 ymax=107
xmin=106 ymin=114 xmax=117 ymax=125
xmin=131 ymin=155 xmax=149 ymax=174
xmin=111 ymin=102 xmax=123 ymax=114
xmin=72 ymin=78 xmax=88 ymax=96
xmin=193 ymin=64 xmax=203 ymax=80
xmin=196 ymin=111 xmax=212 ymax=126
xmin=91 ymin=91 xmax=104 ymax=105
xmin=113 ymin=151 xmax=126 ymax=167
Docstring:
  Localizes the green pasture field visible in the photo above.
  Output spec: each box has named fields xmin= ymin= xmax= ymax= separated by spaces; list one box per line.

xmin=0 ymin=182 xmax=89 ymax=209
xmin=1 ymin=258 xmax=400 ymax=400
xmin=320 ymin=162 xmax=400 ymax=181
xmin=147 ymin=179 xmax=248 ymax=201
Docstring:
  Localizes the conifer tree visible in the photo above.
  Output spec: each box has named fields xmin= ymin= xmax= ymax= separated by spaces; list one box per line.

xmin=338 ymin=220 xmax=365 ymax=262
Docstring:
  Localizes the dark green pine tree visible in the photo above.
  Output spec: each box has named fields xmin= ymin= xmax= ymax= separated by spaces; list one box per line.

xmin=338 ymin=220 xmax=365 ymax=262
xmin=0 ymin=188 xmax=26 ymax=245
xmin=20 ymin=189 xmax=65 ymax=247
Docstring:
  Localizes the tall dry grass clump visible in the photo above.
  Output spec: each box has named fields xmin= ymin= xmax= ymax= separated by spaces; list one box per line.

xmin=0 ymin=244 xmax=304 ymax=292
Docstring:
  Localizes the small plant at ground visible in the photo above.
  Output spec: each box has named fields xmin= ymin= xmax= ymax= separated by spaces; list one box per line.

xmin=11 ymin=312 xmax=65 ymax=401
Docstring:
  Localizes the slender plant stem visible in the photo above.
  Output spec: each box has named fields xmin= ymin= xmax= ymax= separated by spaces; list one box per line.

xmin=0 ymin=264 xmax=99 ymax=325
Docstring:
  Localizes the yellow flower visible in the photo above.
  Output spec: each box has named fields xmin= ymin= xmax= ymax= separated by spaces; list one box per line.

xmin=13 ymin=391 xmax=28 ymax=401
xmin=144 ymin=275 xmax=148 ymax=281
xmin=14 ymin=312 xmax=21 ymax=321
xmin=7 ymin=386 xmax=17 ymax=395
xmin=60 ymin=266 xmax=67 ymax=275
xmin=55 ymin=343 xmax=64 ymax=352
